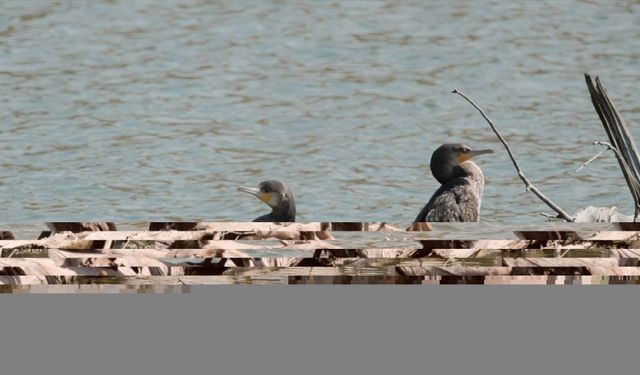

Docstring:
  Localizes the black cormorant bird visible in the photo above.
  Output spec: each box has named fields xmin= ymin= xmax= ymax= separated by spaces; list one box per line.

xmin=238 ymin=180 xmax=296 ymax=222
xmin=415 ymin=143 xmax=494 ymax=222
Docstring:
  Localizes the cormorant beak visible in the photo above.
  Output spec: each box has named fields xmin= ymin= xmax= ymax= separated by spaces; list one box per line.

xmin=237 ymin=186 xmax=272 ymax=205
xmin=458 ymin=149 xmax=495 ymax=163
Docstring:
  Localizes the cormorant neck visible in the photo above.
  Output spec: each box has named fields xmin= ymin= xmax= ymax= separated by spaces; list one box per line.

xmin=432 ymin=161 xmax=482 ymax=185
xmin=271 ymin=199 xmax=296 ymax=221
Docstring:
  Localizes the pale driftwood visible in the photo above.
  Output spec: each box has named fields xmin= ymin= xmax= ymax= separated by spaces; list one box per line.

xmin=0 ymin=275 xmax=52 ymax=285
xmin=502 ymin=258 xmax=618 ymax=268
xmin=0 ymin=257 xmax=186 ymax=277
xmin=586 ymin=267 xmax=640 ymax=276
xmin=0 ymin=235 xmax=282 ymax=250
xmin=365 ymin=222 xmax=405 ymax=232
xmin=353 ymin=248 xmax=422 ymax=258
xmin=429 ymin=248 xmax=502 ymax=258
xmin=338 ymin=256 xmax=500 ymax=268
xmin=3 ymin=235 xmax=628 ymax=252
xmin=0 ymin=258 xmax=78 ymax=276
xmin=0 ymin=258 xmax=123 ymax=276
xmin=46 ymin=222 xmax=117 ymax=232
xmin=0 ymin=274 xmax=616 ymax=286
xmin=0 ymin=233 xmax=100 ymax=251
xmin=583 ymin=231 xmax=640 ymax=241
xmin=418 ymin=240 xmax=538 ymax=250
xmin=398 ymin=266 xmax=512 ymax=276
xmin=4 ymin=274 xmax=635 ymax=286
xmin=609 ymin=249 xmax=640 ymax=258
xmin=2 ymin=237 xmax=609 ymax=254
xmin=573 ymin=206 xmax=634 ymax=222
xmin=49 ymin=248 xmax=171 ymax=260
xmin=175 ymin=222 xmax=325 ymax=232
xmin=0 ymin=275 xmax=288 ymax=286
xmin=5 ymin=230 xmax=331 ymax=243
xmin=49 ymin=253 xmax=178 ymax=271
xmin=451 ymin=89 xmax=574 ymax=221
xmin=482 ymin=276 xmax=563 ymax=285
xmin=222 ymin=266 xmax=396 ymax=277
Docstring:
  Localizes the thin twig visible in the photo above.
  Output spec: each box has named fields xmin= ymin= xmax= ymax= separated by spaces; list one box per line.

xmin=576 ymin=141 xmax=626 ymax=172
xmin=576 ymin=146 xmax=609 ymax=173
xmin=593 ymin=141 xmax=624 ymax=160
xmin=451 ymin=89 xmax=575 ymax=222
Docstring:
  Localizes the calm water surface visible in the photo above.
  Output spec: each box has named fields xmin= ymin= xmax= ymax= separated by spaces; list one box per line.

xmin=1 ymin=1 xmax=640 ymax=237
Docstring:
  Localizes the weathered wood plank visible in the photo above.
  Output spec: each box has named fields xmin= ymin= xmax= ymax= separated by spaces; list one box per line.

xmin=610 ymin=248 xmax=640 ymax=258
xmin=0 ymin=275 xmax=288 ymax=286
xmin=587 ymin=267 xmax=640 ymax=276
xmin=585 ymin=231 xmax=640 ymax=241
xmin=221 ymin=266 xmax=397 ymax=277
xmin=398 ymin=266 xmax=513 ymax=276
xmin=502 ymin=258 xmax=618 ymax=267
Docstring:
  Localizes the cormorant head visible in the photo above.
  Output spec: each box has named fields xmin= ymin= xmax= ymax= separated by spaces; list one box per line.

xmin=237 ymin=180 xmax=294 ymax=209
xmin=430 ymin=143 xmax=495 ymax=184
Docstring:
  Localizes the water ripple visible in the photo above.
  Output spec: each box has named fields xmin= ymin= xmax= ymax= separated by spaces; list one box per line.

xmin=1 ymin=0 xmax=640 ymax=237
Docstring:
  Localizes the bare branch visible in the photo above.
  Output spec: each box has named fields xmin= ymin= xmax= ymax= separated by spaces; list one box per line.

xmin=585 ymin=74 xmax=640 ymax=221
xmin=577 ymin=140 xmax=634 ymax=176
xmin=451 ymin=89 xmax=575 ymax=222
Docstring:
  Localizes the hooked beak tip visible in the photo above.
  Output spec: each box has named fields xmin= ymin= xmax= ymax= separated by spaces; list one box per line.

xmin=238 ymin=186 xmax=257 ymax=195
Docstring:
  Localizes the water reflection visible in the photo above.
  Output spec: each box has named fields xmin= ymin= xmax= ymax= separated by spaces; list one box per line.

xmin=0 ymin=1 xmax=639 ymax=238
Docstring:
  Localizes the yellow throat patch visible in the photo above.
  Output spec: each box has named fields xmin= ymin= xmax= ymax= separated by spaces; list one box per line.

xmin=457 ymin=153 xmax=471 ymax=163
xmin=259 ymin=192 xmax=272 ymax=204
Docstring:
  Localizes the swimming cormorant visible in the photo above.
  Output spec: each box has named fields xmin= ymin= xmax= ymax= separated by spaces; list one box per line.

xmin=415 ymin=143 xmax=494 ymax=222
xmin=238 ymin=180 xmax=296 ymax=222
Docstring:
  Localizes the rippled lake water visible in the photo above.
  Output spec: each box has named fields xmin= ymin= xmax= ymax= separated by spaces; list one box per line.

xmin=1 ymin=1 xmax=640 ymax=236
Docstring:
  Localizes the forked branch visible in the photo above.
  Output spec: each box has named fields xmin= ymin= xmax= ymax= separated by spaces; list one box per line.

xmin=451 ymin=89 xmax=574 ymax=222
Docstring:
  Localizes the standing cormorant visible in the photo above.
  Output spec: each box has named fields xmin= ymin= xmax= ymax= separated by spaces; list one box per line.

xmin=415 ymin=143 xmax=494 ymax=222
xmin=238 ymin=180 xmax=296 ymax=222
